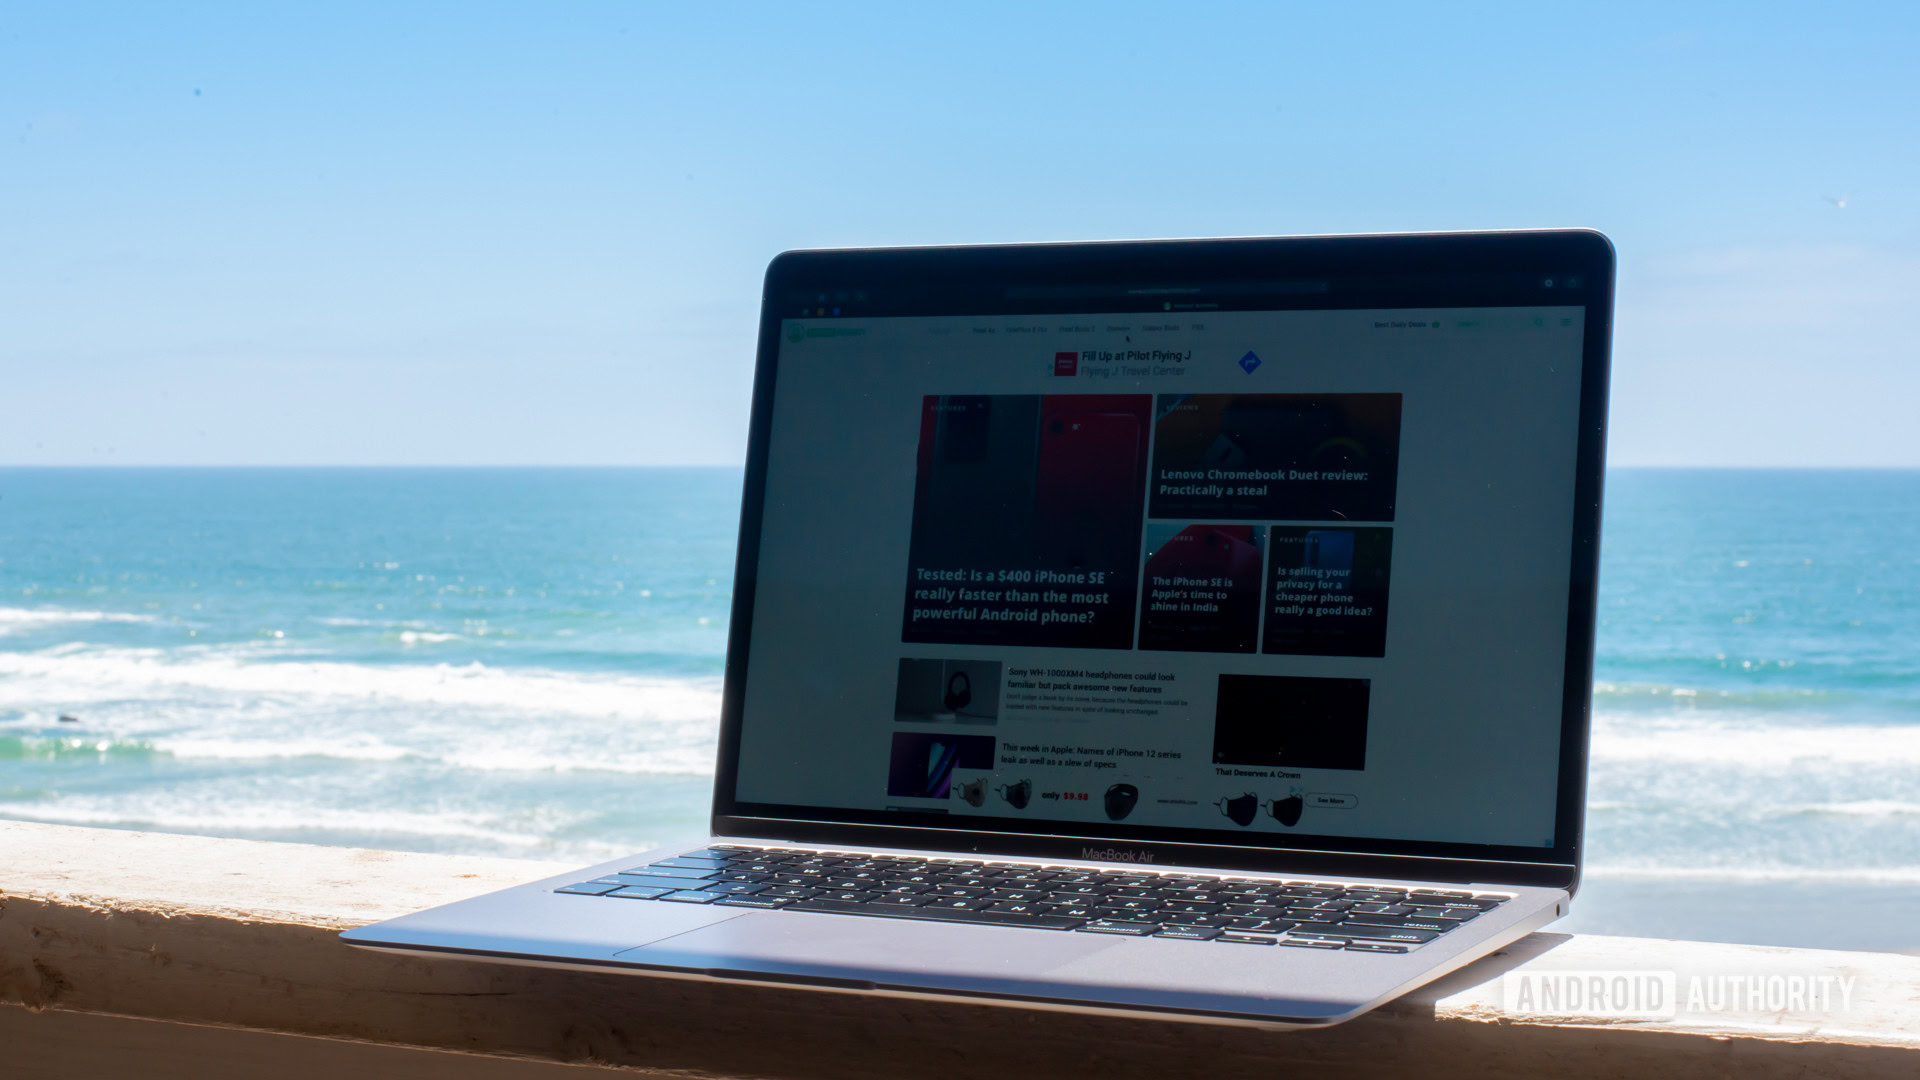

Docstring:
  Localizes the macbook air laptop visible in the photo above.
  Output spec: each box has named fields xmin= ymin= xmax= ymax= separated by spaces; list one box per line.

xmin=344 ymin=230 xmax=1615 ymax=1028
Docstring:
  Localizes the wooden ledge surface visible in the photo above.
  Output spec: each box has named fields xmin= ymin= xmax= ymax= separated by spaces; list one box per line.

xmin=4 ymin=820 xmax=1919 ymax=1079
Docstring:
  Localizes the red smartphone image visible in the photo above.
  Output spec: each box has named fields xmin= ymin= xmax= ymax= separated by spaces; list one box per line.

xmin=1138 ymin=524 xmax=1265 ymax=653
xmin=1033 ymin=396 xmax=1149 ymax=574
xmin=903 ymin=394 xmax=1151 ymax=650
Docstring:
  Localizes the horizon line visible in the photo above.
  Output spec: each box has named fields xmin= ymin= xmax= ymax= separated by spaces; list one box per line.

xmin=4 ymin=462 xmax=1920 ymax=471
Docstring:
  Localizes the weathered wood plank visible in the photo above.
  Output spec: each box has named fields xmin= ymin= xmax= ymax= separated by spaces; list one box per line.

xmin=3 ymin=821 xmax=1917 ymax=1079
xmin=0 ymin=1005 xmax=673 ymax=1079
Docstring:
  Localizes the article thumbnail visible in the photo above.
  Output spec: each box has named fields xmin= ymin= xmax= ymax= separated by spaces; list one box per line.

xmin=1212 ymin=674 xmax=1369 ymax=771
xmin=1263 ymin=526 xmax=1393 ymax=657
xmin=1148 ymin=394 xmax=1402 ymax=522
xmin=901 ymin=394 xmax=1152 ymax=650
xmin=1136 ymin=523 xmax=1266 ymax=654
xmin=886 ymin=732 xmax=996 ymax=799
xmin=894 ymin=657 xmax=1002 ymax=725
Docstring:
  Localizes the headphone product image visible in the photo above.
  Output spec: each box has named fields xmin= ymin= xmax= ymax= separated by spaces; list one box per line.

xmin=997 ymin=779 xmax=1032 ymax=810
xmin=943 ymin=670 xmax=972 ymax=711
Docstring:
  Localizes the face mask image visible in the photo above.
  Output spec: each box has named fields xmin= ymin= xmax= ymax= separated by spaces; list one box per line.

xmin=1218 ymin=792 xmax=1259 ymax=826
xmin=1266 ymin=790 xmax=1304 ymax=827
xmin=1103 ymin=783 xmax=1138 ymax=821
xmin=954 ymin=778 xmax=987 ymax=807
xmin=997 ymin=779 xmax=1031 ymax=810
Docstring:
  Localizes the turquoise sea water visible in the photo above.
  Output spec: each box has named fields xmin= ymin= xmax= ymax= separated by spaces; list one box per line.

xmin=2 ymin=468 xmax=1916 ymax=944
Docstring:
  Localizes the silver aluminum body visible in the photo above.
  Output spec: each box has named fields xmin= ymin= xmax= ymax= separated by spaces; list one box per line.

xmin=344 ymin=835 xmax=1567 ymax=1028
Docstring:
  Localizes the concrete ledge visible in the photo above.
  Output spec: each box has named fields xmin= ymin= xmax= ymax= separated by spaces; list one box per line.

xmin=4 ymin=820 xmax=1918 ymax=1079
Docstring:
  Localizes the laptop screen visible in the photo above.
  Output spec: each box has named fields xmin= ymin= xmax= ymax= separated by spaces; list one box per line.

xmin=722 ymin=238 xmax=1607 ymax=864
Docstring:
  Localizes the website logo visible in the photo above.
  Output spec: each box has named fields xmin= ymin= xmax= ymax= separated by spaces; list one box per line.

xmin=787 ymin=323 xmax=805 ymax=344
xmin=1081 ymin=846 xmax=1155 ymax=864
xmin=1054 ymin=351 xmax=1078 ymax=377
xmin=1238 ymin=350 xmax=1262 ymax=374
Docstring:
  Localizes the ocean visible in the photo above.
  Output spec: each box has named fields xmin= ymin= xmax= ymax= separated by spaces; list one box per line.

xmin=2 ymin=467 xmax=1916 ymax=950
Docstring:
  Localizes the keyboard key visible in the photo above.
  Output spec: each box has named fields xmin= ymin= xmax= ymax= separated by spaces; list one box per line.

xmin=601 ymin=874 xmax=725 ymax=891
xmin=703 ymin=881 xmax=768 ymax=896
xmin=726 ymin=861 xmax=786 ymax=875
xmin=1423 ymin=898 xmax=1502 ymax=911
xmin=1158 ymin=913 xmax=1231 ymax=928
xmin=1405 ymin=906 xmax=1478 ymax=922
xmin=714 ymin=895 xmax=792 ymax=909
xmin=1217 ymin=933 xmax=1276 ymax=945
xmin=997 ymin=872 xmax=1059 ymax=885
xmin=788 ymin=898 xmax=1079 ymax=930
xmin=1410 ymin=889 xmax=1472 ymax=899
xmin=761 ymin=886 xmax=820 ymax=899
xmin=1344 ymin=913 xmax=1457 ymax=933
xmin=1345 ymin=942 xmax=1409 ymax=954
xmin=1154 ymin=926 xmax=1222 ymax=941
xmin=555 ymin=882 xmax=622 ymax=895
xmin=1076 ymin=920 xmax=1160 ymax=936
xmin=1336 ymin=883 xmax=1413 ymax=899
xmin=626 ymin=865 xmax=718 ymax=880
xmin=869 ymin=894 xmax=932 ymax=908
xmin=1276 ymin=939 xmax=1344 ymax=950
xmin=659 ymin=890 xmax=722 ymax=904
xmin=675 ymin=848 xmax=743 ymax=861
xmin=921 ymin=897 xmax=994 ymax=912
xmin=1289 ymin=922 xmax=1439 ymax=944
xmin=651 ymin=857 xmax=730 ymax=870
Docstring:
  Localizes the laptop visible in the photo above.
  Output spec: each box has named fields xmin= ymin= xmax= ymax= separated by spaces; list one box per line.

xmin=344 ymin=230 xmax=1614 ymax=1028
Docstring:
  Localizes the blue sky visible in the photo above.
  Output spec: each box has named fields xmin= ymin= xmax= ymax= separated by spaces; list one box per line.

xmin=4 ymin=2 xmax=1917 ymax=466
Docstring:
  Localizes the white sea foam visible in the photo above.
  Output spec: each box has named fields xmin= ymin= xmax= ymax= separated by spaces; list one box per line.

xmin=0 ymin=607 xmax=158 ymax=632
xmin=156 ymin=737 xmax=417 ymax=763
xmin=0 ymin=796 xmax=641 ymax=858
xmin=1793 ymin=799 xmax=1920 ymax=818
xmin=1585 ymin=864 xmax=1920 ymax=885
xmin=1590 ymin=713 xmax=1920 ymax=766
xmin=0 ymin=643 xmax=722 ymax=776
xmin=0 ymin=644 xmax=721 ymax=722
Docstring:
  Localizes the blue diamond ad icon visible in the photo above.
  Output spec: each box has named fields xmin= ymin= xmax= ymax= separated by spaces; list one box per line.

xmin=1238 ymin=350 xmax=1262 ymax=374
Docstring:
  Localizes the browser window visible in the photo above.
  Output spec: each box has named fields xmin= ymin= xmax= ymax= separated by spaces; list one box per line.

xmin=735 ymin=306 xmax=1585 ymax=850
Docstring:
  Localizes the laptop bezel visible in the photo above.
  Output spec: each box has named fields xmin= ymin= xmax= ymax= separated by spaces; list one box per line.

xmin=710 ymin=230 xmax=1612 ymax=892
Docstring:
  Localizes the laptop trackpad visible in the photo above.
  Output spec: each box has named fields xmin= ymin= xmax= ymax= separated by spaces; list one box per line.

xmin=615 ymin=911 xmax=1118 ymax=985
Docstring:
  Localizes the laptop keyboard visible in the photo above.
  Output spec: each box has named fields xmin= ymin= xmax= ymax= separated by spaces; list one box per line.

xmin=553 ymin=845 xmax=1512 ymax=953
